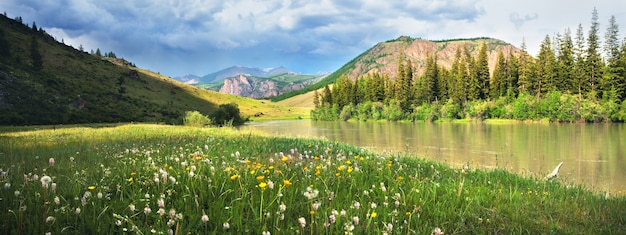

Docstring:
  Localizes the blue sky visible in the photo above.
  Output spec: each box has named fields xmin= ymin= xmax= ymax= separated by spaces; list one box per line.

xmin=2 ymin=0 xmax=626 ymax=77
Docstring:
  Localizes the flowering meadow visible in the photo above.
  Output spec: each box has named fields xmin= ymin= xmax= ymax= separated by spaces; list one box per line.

xmin=0 ymin=124 xmax=624 ymax=234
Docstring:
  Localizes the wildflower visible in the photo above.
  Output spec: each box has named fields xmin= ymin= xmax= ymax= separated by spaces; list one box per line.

xmin=14 ymin=190 xmax=20 ymax=197
xmin=258 ymin=182 xmax=268 ymax=189
xmin=49 ymin=158 xmax=55 ymax=167
xmin=75 ymin=207 xmax=81 ymax=214
xmin=97 ymin=192 xmax=103 ymax=199
xmin=267 ymin=180 xmax=274 ymax=189
xmin=129 ymin=204 xmax=136 ymax=211
xmin=256 ymin=175 xmax=265 ymax=181
xmin=223 ymin=222 xmax=230 ymax=230
xmin=298 ymin=217 xmax=306 ymax=228
xmin=201 ymin=214 xmax=209 ymax=223
xmin=303 ymin=186 xmax=319 ymax=200
xmin=371 ymin=212 xmax=378 ymax=218
xmin=40 ymin=175 xmax=52 ymax=189
xmin=4 ymin=182 xmax=10 ymax=189
xmin=283 ymin=179 xmax=292 ymax=187
xmin=169 ymin=209 xmax=176 ymax=218
xmin=279 ymin=203 xmax=286 ymax=212
xmin=88 ymin=186 xmax=96 ymax=190
xmin=432 ymin=227 xmax=444 ymax=235
xmin=144 ymin=205 xmax=152 ymax=214
xmin=158 ymin=198 xmax=165 ymax=208
xmin=329 ymin=214 xmax=336 ymax=224
xmin=312 ymin=201 xmax=321 ymax=210
xmin=281 ymin=156 xmax=289 ymax=162
xmin=353 ymin=216 xmax=359 ymax=225
xmin=262 ymin=231 xmax=271 ymax=235
xmin=46 ymin=216 xmax=55 ymax=224
xmin=51 ymin=183 xmax=57 ymax=193
xmin=230 ymin=174 xmax=239 ymax=181
xmin=54 ymin=196 xmax=60 ymax=205
xmin=371 ymin=202 xmax=377 ymax=209
xmin=387 ymin=223 xmax=393 ymax=232
xmin=354 ymin=201 xmax=360 ymax=209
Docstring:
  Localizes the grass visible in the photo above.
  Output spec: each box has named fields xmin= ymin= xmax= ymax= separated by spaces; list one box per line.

xmin=0 ymin=124 xmax=625 ymax=234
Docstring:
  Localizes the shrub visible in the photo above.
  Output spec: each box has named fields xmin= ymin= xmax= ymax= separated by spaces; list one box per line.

xmin=183 ymin=110 xmax=211 ymax=127
xmin=208 ymin=103 xmax=247 ymax=126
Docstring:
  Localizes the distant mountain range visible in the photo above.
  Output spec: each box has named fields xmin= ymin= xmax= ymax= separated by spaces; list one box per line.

xmin=175 ymin=66 xmax=294 ymax=85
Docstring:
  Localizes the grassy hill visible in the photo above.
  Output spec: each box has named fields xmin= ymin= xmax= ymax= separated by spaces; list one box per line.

xmin=0 ymin=14 xmax=304 ymax=125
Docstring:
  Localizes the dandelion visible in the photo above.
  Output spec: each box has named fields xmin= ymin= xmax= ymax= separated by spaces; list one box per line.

xmin=298 ymin=217 xmax=306 ymax=228
xmin=281 ymin=156 xmax=289 ymax=162
xmin=49 ymin=158 xmax=55 ymax=167
xmin=201 ymin=214 xmax=209 ymax=223
xmin=40 ymin=175 xmax=52 ymax=189
xmin=371 ymin=212 xmax=378 ymax=218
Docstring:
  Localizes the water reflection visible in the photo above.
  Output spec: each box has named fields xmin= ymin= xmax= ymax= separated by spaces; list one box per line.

xmin=243 ymin=120 xmax=625 ymax=193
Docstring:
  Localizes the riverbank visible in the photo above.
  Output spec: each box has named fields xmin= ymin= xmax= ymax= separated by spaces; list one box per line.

xmin=0 ymin=124 xmax=624 ymax=234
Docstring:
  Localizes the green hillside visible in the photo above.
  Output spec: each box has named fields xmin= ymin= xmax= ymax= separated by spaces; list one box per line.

xmin=0 ymin=14 xmax=305 ymax=125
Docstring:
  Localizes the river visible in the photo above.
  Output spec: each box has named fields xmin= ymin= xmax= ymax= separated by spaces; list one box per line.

xmin=243 ymin=120 xmax=625 ymax=194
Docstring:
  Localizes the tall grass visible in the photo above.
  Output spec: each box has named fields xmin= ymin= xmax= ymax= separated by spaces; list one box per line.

xmin=0 ymin=124 xmax=624 ymax=234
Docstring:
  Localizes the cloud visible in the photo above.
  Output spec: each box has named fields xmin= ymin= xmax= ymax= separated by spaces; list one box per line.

xmin=509 ymin=12 xmax=539 ymax=29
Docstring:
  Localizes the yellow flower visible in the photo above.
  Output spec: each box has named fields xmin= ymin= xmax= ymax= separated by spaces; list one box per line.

xmin=131 ymin=172 xmax=136 ymax=176
xmin=337 ymin=165 xmax=345 ymax=171
xmin=88 ymin=186 xmax=96 ymax=190
xmin=185 ymin=167 xmax=190 ymax=171
xmin=347 ymin=166 xmax=353 ymax=173
xmin=309 ymin=210 xmax=315 ymax=215
xmin=258 ymin=182 xmax=267 ymax=189
xmin=396 ymin=176 xmax=405 ymax=181
xmin=256 ymin=175 xmax=265 ymax=181
xmin=315 ymin=170 xmax=321 ymax=176
xmin=371 ymin=212 xmax=377 ymax=218
xmin=196 ymin=156 xmax=202 ymax=161
xmin=303 ymin=166 xmax=309 ymax=171
xmin=346 ymin=160 xmax=351 ymax=165
xmin=386 ymin=161 xmax=393 ymax=167
xmin=128 ymin=177 xmax=133 ymax=182
xmin=335 ymin=173 xmax=340 ymax=177
xmin=283 ymin=179 xmax=292 ymax=187
xmin=230 ymin=174 xmax=239 ymax=181
xmin=314 ymin=156 xmax=320 ymax=161
xmin=281 ymin=156 xmax=289 ymax=162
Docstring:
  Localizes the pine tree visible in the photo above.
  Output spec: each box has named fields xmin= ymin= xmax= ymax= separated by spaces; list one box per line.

xmin=506 ymin=48 xmax=519 ymax=97
xmin=517 ymin=39 xmax=536 ymax=95
xmin=313 ymin=90 xmax=320 ymax=108
xmin=585 ymin=7 xmax=604 ymax=97
xmin=322 ymin=84 xmax=332 ymax=106
xmin=573 ymin=24 xmax=587 ymax=95
xmin=491 ymin=50 xmax=507 ymax=99
xmin=536 ymin=35 xmax=557 ymax=98
xmin=556 ymin=28 xmax=576 ymax=92
xmin=475 ymin=42 xmax=490 ymax=99
xmin=602 ymin=15 xmax=621 ymax=99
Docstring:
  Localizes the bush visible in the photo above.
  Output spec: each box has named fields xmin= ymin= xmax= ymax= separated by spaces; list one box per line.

xmin=183 ymin=110 xmax=211 ymax=127
xmin=413 ymin=103 xmax=438 ymax=121
xmin=339 ymin=104 xmax=354 ymax=121
xmin=208 ymin=103 xmax=247 ymax=126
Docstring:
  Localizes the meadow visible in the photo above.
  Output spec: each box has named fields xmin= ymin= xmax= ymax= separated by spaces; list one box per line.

xmin=0 ymin=124 xmax=624 ymax=234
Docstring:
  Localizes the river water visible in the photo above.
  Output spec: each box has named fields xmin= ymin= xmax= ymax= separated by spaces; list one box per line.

xmin=243 ymin=120 xmax=625 ymax=193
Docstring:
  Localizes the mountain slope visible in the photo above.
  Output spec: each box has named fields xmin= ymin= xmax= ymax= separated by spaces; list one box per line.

xmin=272 ymin=36 xmax=520 ymax=101
xmin=0 ymin=15 xmax=304 ymax=125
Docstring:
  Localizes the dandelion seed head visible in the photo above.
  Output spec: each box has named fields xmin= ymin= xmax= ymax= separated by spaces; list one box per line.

xmin=40 ymin=175 xmax=52 ymax=188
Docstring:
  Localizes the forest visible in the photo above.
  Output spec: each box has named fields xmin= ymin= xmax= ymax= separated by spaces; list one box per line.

xmin=312 ymin=9 xmax=626 ymax=122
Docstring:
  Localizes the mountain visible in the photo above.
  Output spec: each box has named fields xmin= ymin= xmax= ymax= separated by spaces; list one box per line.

xmin=0 ymin=14 xmax=305 ymax=125
xmin=196 ymin=65 xmax=293 ymax=84
xmin=271 ymin=36 xmax=521 ymax=101
xmin=218 ymin=74 xmax=321 ymax=99
xmin=174 ymin=74 xmax=201 ymax=84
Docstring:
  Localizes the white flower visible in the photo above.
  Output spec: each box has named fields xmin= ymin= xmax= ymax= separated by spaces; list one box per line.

xmin=46 ymin=216 xmax=55 ymax=224
xmin=298 ymin=217 xmax=306 ymax=228
xmin=54 ymin=196 xmax=60 ymax=205
xmin=75 ymin=207 xmax=81 ymax=214
xmin=49 ymin=158 xmax=55 ymax=166
xmin=201 ymin=214 xmax=209 ymax=223
xmin=129 ymin=204 xmax=136 ymax=211
xmin=279 ymin=203 xmax=286 ymax=212
xmin=262 ymin=231 xmax=271 ymax=235
xmin=223 ymin=222 xmax=230 ymax=229
xmin=303 ymin=187 xmax=319 ymax=200
xmin=14 ymin=190 xmax=20 ymax=197
xmin=40 ymin=176 xmax=52 ymax=188
xmin=144 ymin=205 xmax=151 ymax=214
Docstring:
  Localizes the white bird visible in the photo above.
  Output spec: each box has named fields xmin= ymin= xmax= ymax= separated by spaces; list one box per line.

xmin=545 ymin=162 xmax=563 ymax=180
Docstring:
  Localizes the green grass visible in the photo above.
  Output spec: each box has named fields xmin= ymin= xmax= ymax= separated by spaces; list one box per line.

xmin=0 ymin=124 xmax=624 ymax=234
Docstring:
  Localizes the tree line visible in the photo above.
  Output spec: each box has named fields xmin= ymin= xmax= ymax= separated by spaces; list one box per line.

xmin=312 ymin=8 xmax=626 ymax=122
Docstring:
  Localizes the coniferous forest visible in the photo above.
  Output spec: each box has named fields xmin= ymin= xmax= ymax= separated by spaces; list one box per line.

xmin=312 ymin=9 xmax=626 ymax=122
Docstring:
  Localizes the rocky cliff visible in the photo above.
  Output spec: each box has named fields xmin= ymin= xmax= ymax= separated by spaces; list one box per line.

xmin=219 ymin=74 xmax=311 ymax=98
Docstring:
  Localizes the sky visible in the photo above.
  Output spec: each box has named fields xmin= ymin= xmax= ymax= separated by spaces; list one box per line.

xmin=2 ymin=0 xmax=626 ymax=77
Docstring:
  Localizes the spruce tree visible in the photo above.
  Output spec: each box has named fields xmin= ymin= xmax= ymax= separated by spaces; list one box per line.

xmin=556 ymin=28 xmax=575 ymax=92
xmin=585 ymin=7 xmax=604 ymax=97
xmin=475 ymin=42 xmax=490 ymax=99
xmin=536 ymin=35 xmax=557 ymax=98
xmin=573 ymin=24 xmax=587 ymax=95
xmin=491 ymin=51 xmax=507 ymax=99
xmin=603 ymin=15 xmax=622 ymax=99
